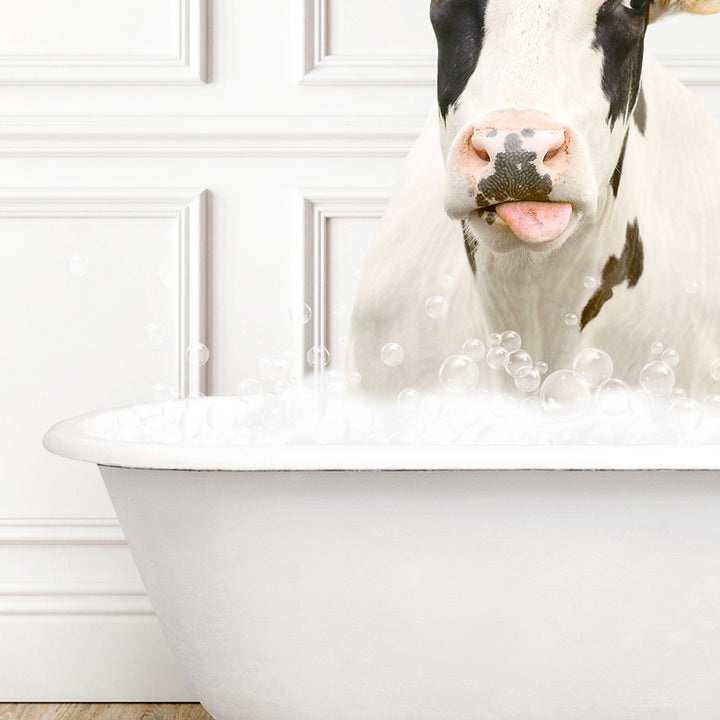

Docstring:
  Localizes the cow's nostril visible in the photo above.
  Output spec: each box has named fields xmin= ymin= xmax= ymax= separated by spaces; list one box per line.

xmin=477 ymin=148 xmax=491 ymax=163
xmin=544 ymin=147 xmax=560 ymax=162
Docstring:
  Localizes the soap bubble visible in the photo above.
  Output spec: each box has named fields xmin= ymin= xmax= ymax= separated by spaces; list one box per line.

xmin=669 ymin=397 xmax=703 ymax=432
xmin=186 ymin=343 xmax=210 ymax=367
xmin=490 ymin=333 xmax=502 ymax=346
xmin=462 ymin=338 xmax=486 ymax=361
xmin=289 ymin=303 xmax=312 ymax=325
xmin=639 ymin=361 xmax=675 ymax=396
xmin=536 ymin=361 xmax=549 ymax=376
xmin=584 ymin=276 xmax=598 ymax=290
xmin=669 ymin=388 xmax=686 ymax=403
xmin=347 ymin=371 xmax=362 ymax=386
xmin=425 ymin=295 xmax=449 ymax=319
xmin=440 ymin=275 xmax=454 ymax=288
xmin=505 ymin=350 xmax=533 ymax=378
xmin=596 ymin=379 xmax=630 ymax=415
xmin=710 ymin=359 xmax=720 ymax=382
xmin=156 ymin=268 xmax=172 ymax=288
xmin=573 ymin=348 xmax=613 ymax=388
xmin=67 ymin=253 xmax=89 ymax=277
xmin=651 ymin=341 xmax=664 ymax=356
xmin=398 ymin=388 xmax=421 ymax=414
xmin=307 ymin=345 xmax=330 ymax=369
xmin=686 ymin=281 xmax=700 ymax=294
xmin=540 ymin=370 xmax=590 ymax=419
xmin=500 ymin=331 xmax=522 ymax=353
xmin=564 ymin=313 xmax=579 ymax=327
xmin=703 ymin=395 xmax=720 ymax=417
xmin=237 ymin=378 xmax=263 ymax=399
xmin=661 ymin=349 xmax=680 ymax=368
xmin=439 ymin=355 xmax=479 ymax=396
xmin=381 ymin=343 xmax=404 ymax=367
xmin=486 ymin=347 xmax=509 ymax=370
xmin=145 ymin=322 xmax=167 ymax=346
xmin=515 ymin=366 xmax=541 ymax=393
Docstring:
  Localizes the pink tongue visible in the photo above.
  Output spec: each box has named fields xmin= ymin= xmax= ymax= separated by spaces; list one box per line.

xmin=495 ymin=201 xmax=572 ymax=243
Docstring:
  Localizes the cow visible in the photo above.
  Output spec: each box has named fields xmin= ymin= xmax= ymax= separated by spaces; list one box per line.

xmin=348 ymin=0 xmax=720 ymax=402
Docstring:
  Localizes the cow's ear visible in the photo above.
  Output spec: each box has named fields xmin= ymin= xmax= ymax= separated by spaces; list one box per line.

xmin=652 ymin=0 xmax=720 ymax=16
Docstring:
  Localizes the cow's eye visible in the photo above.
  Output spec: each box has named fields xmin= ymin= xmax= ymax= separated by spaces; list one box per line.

xmin=621 ymin=0 xmax=651 ymax=12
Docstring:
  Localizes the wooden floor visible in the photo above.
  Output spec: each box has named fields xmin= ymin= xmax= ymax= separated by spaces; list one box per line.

xmin=0 ymin=706 xmax=214 ymax=720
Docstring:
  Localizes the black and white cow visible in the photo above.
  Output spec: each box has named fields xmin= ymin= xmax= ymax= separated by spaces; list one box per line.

xmin=349 ymin=0 xmax=720 ymax=399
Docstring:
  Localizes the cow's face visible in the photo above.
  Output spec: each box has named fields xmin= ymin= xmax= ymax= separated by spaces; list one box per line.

xmin=430 ymin=0 xmax=719 ymax=260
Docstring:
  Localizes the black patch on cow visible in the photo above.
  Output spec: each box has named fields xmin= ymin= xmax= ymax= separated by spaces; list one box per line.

xmin=430 ymin=0 xmax=487 ymax=121
xmin=462 ymin=219 xmax=479 ymax=275
xmin=580 ymin=219 xmax=644 ymax=330
xmin=611 ymin=130 xmax=629 ymax=198
xmin=521 ymin=128 xmax=535 ymax=138
xmin=633 ymin=84 xmax=647 ymax=135
xmin=593 ymin=0 xmax=649 ymax=131
xmin=475 ymin=133 xmax=552 ymax=208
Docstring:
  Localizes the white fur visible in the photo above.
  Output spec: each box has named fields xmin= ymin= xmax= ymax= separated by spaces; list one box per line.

xmin=349 ymin=2 xmax=720 ymax=399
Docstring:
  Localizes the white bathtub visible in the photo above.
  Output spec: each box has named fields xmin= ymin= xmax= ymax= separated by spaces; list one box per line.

xmin=44 ymin=402 xmax=720 ymax=720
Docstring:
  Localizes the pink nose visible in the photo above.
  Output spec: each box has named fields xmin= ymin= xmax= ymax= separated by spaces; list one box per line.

xmin=454 ymin=115 xmax=572 ymax=197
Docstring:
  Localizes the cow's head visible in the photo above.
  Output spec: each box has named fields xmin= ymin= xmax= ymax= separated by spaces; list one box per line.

xmin=431 ymin=0 xmax=720 ymax=261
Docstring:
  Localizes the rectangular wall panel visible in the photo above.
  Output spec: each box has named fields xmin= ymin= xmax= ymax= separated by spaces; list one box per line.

xmin=0 ymin=0 xmax=206 ymax=84
xmin=303 ymin=190 xmax=386 ymax=374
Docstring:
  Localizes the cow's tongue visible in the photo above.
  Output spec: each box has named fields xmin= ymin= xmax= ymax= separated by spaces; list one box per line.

xmin=495 ymin=201 xmax=572 ymax=243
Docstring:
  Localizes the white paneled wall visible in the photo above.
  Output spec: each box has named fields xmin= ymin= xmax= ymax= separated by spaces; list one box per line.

xmin=0 ymin=0 xmax=718 ymax=701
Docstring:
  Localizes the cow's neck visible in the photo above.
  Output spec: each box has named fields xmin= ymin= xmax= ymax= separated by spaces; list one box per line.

xmin=470 ymin=187 xmax=629 ymax=368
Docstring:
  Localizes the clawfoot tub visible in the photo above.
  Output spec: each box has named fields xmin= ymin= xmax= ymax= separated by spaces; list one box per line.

xmin=44 ymin=400 xmax=720 ymax=720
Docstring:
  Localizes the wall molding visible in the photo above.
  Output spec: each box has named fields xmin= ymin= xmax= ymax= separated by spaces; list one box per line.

xmin=0 ymin=188 xmax=208 ymax=397
xmin=302 ymin=189 xmax=389 ymax=371
xmin=0 ymin=0 xmax=206 ymax=85
xmin=0 ymin=517 xmax=123 ymax=545
xmin=0 ymin=584 xmax=153 ymax=617
xmin=302 ymin=0 xmax=720 ymax=87
xmin=0 ymin=116 xmax=426 ymax=158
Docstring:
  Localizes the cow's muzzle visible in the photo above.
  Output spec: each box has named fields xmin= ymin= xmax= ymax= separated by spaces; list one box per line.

xmin=446 ymin=110 xmax=577 ymax=244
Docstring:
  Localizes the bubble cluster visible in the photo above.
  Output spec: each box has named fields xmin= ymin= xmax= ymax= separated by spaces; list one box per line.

xmin=122 ymin=316 xmax=720 ymax=448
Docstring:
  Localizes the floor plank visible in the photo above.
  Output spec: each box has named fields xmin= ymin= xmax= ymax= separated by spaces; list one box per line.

xmin=0 ymin=705 xmax=214 ymax=720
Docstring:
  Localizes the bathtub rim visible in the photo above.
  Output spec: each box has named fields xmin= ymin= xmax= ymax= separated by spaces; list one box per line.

xmin=42 ymin=402 xmax=720 ymax=472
